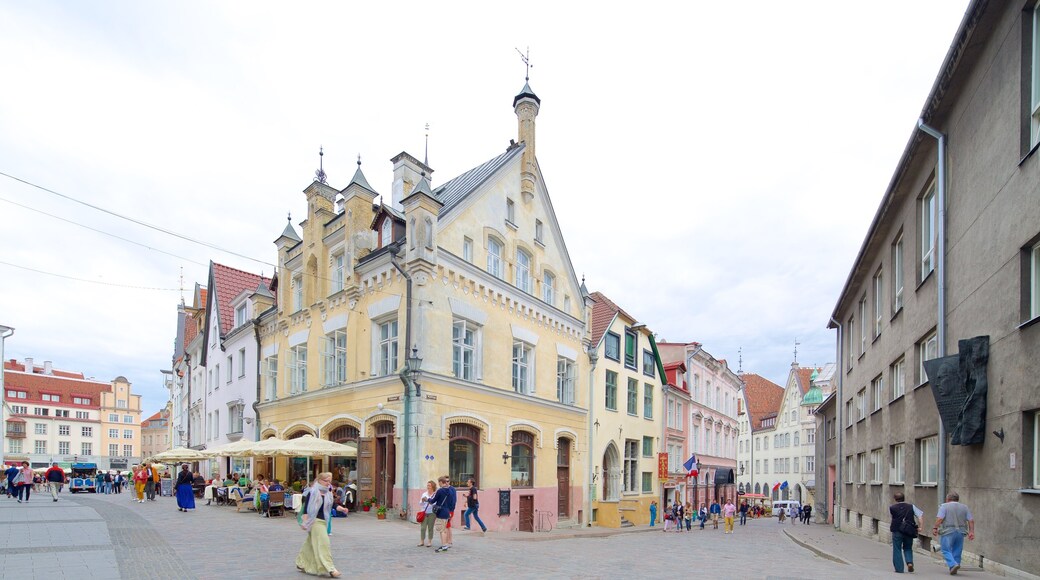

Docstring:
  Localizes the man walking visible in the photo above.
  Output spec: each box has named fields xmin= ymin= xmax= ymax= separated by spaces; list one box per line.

xmin=45 ymin=463 xmax=66 ymax=502
xmin=431 ymin=475 xmax=457 ymax=553
xmin=709 ymin=499 xmax=721 ymax=529
xmin=803 ymin=503 xmax=812 ymax=524
xmin=462 ymin=478 xmax=487 ymax=534
xmin=889 ymin=492 xmax=919 ymax=573
xmin=144 ymin=464 xmax=157 ymax=501
xmin=932 ymin=492 xmax=974 ymax=575
xmin=722 ymin=498 xmax=736 ymax=534
xmin=739 ymin=500 xmax=748 ymax=525
xmin=5 ymin=463 xmax=19 ymax=498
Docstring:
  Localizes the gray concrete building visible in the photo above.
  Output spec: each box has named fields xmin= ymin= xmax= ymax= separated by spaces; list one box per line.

xmin=825 ymin=2 xmax=1040 ymax=576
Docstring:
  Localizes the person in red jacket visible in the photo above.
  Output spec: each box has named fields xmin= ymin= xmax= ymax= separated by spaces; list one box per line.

xmin=45 ymin=463 xmax=66 ymax=502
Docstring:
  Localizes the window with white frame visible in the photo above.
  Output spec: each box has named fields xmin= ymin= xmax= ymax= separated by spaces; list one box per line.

xmin=807 ymin=428 xmax=815 ymax=444
xmin=109 ymin=443 xmax=118 ymax=457
xmin=42 ymin=393 xmax=58 ymax=402
xmin=82 ymin=426 xmax=92 ymax=437
xmin=506 ymin=198 xmax=516 ymax=224
xmin=6 ymin=439 xmax=20 ymax=454
xmin=116 ymin=399 xmax=127 ymax=409
xmin=857 ymin=452 xmax=867 ymax=483
xmin=846 ymin=315 xmax=855 ymax=368
xmin=515 ymin=249 xmax=532 ymax=293
xmin=556 ymin=356 xmax=575 ymax=404
xmin=81 ymin=442 xmax=91 ymax=456
xmin=512 ymin=340 xmax=534 ymax=395
xmin=893 ymin=234 xmax=904 ymax=311
xmin=871 ymin=375 xmax=883 ymax=412
xmin=891 ymin=357 xmax=906 ymax=399
xmin=226 ymin=356 xmax=233 ymax=383
xmin=235 ymin=303 xmax=248 ymax=328
xmin=624 ymin=439 xmax=639 ymax=492
xmin=265 ymin=355 xmax=278 ymax=400
xmin=676 ymin=402 xmax=683 ymax=431
xmin=331 ymin=252 xmax=345 ymax=293
xmin=856 ymin=388 xmax=866 ymax=421
xmin=323 ymin=330 xmax=347 ymax=386
xmin=123 ymin=444 xmax=133 ymax=457
xmin=288 ymin=344 xmax=308 ymax=394
xmin=462 ymin=237 xmax=473 ymax=263
xmin=794 ymin=457 xmax=799 ymax=473
xmin=644 ymin=383 xmax=654 ymax=419
xmin=627 ymin=378 xmax=638 ymax=415
xmin=380 ymin=217 xmax=393 ymax=248
xmin=793 ymin=431 xmax=800 ymax=446
xmin=377 ymin=319 xmax=399 ymax=376
xmin=292 ymin=274 xmax=303 ymax=312
xmin=34 ymin=423 xmax=46 ymax=435
xmin=228 ymin=403 xmax=244 ymax=434
xmin=921 ymin=182 xmax=937 ymax=279
xmin=486 ymin=238 xmax=503 ymax=279
xmin=844 ymin=399 xmax=853 ymax=427
xmin=452 ymin=320 xmax=478 ymax=381
xmin=918 ymin=331 xmax=938 ymax=385
xmin=891 ymin=443 xmax=905 ymax=484
xmin=535 ymin=219 xmax=543 ymax=243
xmin=542 ymin=271 xmax=555 ymax=305
xmin=123 ymin=429 xmax=133 ymax=439
xmin=212 ymin=410 xmax=219 ymax=438
xmin=919 ymin=436 xmax=938 ymax=484
xmin=806 ymin=455 xmax=815 ymax=472
xmin=870 ymin=448 xmax=882 ymax=483
xmin=59 ymin=424 xmax=70 ymax=436
xmin=35 ymin=440 xmax=47 ymax=454
xmin=108 ymin=428 xmax=118 ymax=438
xmin=859 ymin=296 xmax=868 ymax=354
xmin=1031 ymin=4 xmax=1040 ymax=146
xmin=873 ymin=269 xmax=883 ymax=337
xmin=1032 ymin=411 xmax=1039 ymax=489
xmin=1028 ymin=240 xmax=1040 ymax=321
xmin=844 ymin=456 xmax=853 ymax=482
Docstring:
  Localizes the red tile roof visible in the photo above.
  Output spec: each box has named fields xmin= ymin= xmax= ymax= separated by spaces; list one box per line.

xmin=210 ymin=262 xmax=273 ymax=338
xmin=792 ymin=367 xmax=820 ymax=395
xmin=2 ymin=363 xmax=110 ymax=407
xmin=4 ymin=359 xmax=85 ymax=379
xmin=741 ymin=373 xmax=785 ymax=431
xmin=182 ymin=310 xmax=200 ymax=351
xmin=588 ymin=291 xmax=642 ymax=348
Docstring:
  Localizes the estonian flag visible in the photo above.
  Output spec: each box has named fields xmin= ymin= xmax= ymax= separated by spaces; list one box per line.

xmin=683 ymin=453 xmax=698 ymax=478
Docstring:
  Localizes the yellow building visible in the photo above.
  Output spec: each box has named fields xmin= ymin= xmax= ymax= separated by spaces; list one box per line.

xmin=99 ymin=376 xmax=142 ymax=471
xmin=257 ymin=82 xmax=590 ymax=532
xmin=586 ymin=291 xmax=665 ymax=527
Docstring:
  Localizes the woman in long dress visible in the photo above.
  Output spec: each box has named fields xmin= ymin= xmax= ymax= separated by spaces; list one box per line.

xmin=175 ymin=464 xmax=195 ymax=512
xmin=296 ymin=472 xmax=348 ymax=577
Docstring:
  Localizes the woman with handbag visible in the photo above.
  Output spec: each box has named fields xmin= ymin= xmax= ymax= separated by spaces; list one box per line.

xmin=417 ymin=480 xmax=436 ymax=547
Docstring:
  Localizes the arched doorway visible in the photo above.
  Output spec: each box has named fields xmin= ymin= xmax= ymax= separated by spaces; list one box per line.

xmin=449 ymin=424 xmax=481 ymax=488
xmin=372 ymin=420 xmax=395 ymax=507
xmin=602 ymin=444 xmax=620 ymax=501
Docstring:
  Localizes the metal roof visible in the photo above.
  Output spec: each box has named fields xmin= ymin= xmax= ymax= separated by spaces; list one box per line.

xmin=433 ymin=145 xmax=523 ymax=214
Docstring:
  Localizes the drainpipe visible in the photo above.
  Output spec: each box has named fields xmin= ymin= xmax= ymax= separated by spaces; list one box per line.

xmin=830 ymin=317 xmax=842 ymax=530
xmin=185 ymin=352 xmax=192 ymax=448
xmin=0 ymin=324 xmax=14 ymax=468
xmin=586 ymin=348 xmax=598 ymax=527
xmin=917 ymin=119 xmax=947 ymax=504
xmin=390 ymin=244 xmax=412 ymax=517
xmin=252 ymin=319 xmax=262 ymax=442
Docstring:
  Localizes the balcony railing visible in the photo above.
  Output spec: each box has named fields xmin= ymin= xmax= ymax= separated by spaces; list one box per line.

xmin=5 ymin=427 xmax=26 ymax=438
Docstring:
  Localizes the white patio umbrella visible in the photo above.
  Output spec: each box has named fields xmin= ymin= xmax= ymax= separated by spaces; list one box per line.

xmin=146 ymin=447 xmax=208 ymax=463
xmin=236 ymin=435 xmax=357 ymax=458
xmin=201 ymin=439 xmax=257 ymax=457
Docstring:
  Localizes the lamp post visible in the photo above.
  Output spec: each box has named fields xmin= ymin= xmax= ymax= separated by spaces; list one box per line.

xmin=0 ymin=324 xmax=14 ymax=469
xmin=693 ymin=459 xmax=703 ymax=506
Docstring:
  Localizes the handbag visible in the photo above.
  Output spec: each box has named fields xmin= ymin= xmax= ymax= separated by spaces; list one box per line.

xmin=898 ymin=513 xmax=919 ymax=537
xmin=416 ymin=511 xmax=426 ymax=523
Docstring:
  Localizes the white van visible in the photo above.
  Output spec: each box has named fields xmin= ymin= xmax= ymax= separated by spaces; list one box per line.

xmin=772 ymin=500 xmax=801 ymax=516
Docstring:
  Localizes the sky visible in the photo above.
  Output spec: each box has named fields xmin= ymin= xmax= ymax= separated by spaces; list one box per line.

xmin=0 ymin=1 xmax=972 ymax=416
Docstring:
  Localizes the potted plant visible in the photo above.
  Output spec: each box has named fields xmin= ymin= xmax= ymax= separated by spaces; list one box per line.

xmin=361 ymin=497 xmax=374 ymax=512
xmin=376 ymin=505 xmax=387 ymax=520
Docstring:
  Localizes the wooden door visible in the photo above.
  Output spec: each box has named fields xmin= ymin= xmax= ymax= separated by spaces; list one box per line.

xmin=357 ymin=437 xmax=375 ymax=503
xmin=519 ymin=494 xmax=534 ymax=532
xmin=557 ymin=439 xmax=570 ymax=518
xmin=383 ymin=438 xmax=396 ymax=507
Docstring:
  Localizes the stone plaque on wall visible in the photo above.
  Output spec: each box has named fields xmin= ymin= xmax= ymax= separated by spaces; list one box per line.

xmin=925 ymin=335 xmax=990 ymax=446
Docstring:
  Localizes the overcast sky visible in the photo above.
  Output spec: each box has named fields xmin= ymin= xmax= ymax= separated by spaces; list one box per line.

xmin=0 ymin=1 xmax=971 ymax=416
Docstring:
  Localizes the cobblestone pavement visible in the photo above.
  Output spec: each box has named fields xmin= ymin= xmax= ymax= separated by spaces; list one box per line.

xmin=0 ymin=492 xmax=1008 ymax=579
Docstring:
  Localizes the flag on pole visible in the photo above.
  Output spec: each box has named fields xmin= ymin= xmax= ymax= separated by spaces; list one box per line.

xmin=781 ymin=481 xmax=789 ymax=490
xmin=683 ymin=453 xmax=699 ymax=478
xmin=772 ymin=482 xmax=781 ymax=491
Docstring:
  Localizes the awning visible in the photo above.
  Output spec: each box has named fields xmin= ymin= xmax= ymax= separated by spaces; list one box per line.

xmin=5 ymin=417 xmax=26 ymax=423
xmin=714 ymin=468 xmax=735 ymax=485
xmin=805 ymin=479 xmax=816 ymax=489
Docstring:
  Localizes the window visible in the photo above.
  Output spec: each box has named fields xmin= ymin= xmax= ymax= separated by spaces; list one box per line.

xmin=82 ymin=427 xmax=92 ymax=437
xmin=510 ymin=431 xmax=533 ymax=487
xmin=542 ymin=271 xmax=555 ymax=305
xmin=918 ymin=331 xmax=938 ymax=385
xmin=870 ymin=449 xmax=882 ymax=483
xmin=123 ymin=429 xmax=133 ymax=439
xmin=235 ymin=303 xmax=248 ymax=328
xmin=228 ymin=404 xmax=243 ymax=434
xmin=873 ymin=269 xmax=883 ymax=337
xmin=535 ymin=219 xmax=544 ymax=243
xmin=793 ymin=431 xmax=800 ymax=446
xmin=857 ymin=452 xmax=867 ymax=483
xmin=378 ymin=319 xmax=399 ymax=376
xmin=380 ymin=217 xmax=393 ymax=248
xmin=921 ymin=182 xmax=937 ymax=279
xmin=226 ymin=356 xmax=233 ymax=383
xmin=58 ymin=425 xmax=70 ymax=436
xmin=676 ymin=402 xmax=683 ymax=431
xmin=238 ymin=348 xmax=246 ymax=377
xmin=288 ymin=344 xmax=308 ymax=394
xmin=42 ymin=393 xmax=59 ymax=402
xmin=807 ymin=429 xmax=815 ymax=444
xmin=794 ymin=457 xmax=799 ymax=473
xmin=462 ymin=237 xmax=473 ymax=263
xmin=108 ymin=413 xmax=118 ymax=422
xmin=35 ymin=440 xmax=47 ymax=454
xmin=512 ymin=341 xmax=534 ymax=395
xmin=123 ymin=444 xmax=133 ymax=457
xmin=692 ymin=374 xmax=700 ymax=402
xmin=515 ymin=249 xmax=532 ymax=293
xmin=449 ymin=423 xmax=481 ymax=488
xmin=858 ymin=296 xmax=868 ymax=354
xmin=331 ymin=252 xmax=345 ymax=293
xmin=563 ymin=295 xmax=571 ymax=312
xmin=604 ymin=332 xmax=621 ymax=361
xmin=893 ymin=235 xmax=904 ymax=311
xmin=81 ymin=443 xmax=92 ymax=456
xmin=623 ymin=439 xmax=639 ymax=493
xmin=1032 ymin=411 xmax=1040 ymax=489
xmin=34 ymin=423 xmax=46 ymax=435
xmin=642 ymin=436 xmax=654 ymax=457
xmin=605 ymin=370 xmax=618 ymax=411
xmin=1031 ymin=4 xmax=1040 ymax=146
xmin=846 ymin=315 xmax=855 ymax=368
xmin=625 ymin=378 xmax=638 ymax=415
xmin=623 ymin=329 xmax=637 ymax=369
xmin=109 ymin=444 xmax=119 ymax=457
xmin=213 ymin=366 xmax=220 ymax=389
xmin=292 ymin=274 xmax=303 ymax=312
xmin=642 ymin=472 xmax=653 ymax=493
xmin=6 ymin=389 xmax=26 ymax=398
xmin=891 ymin=443 xmax=905 ymax=484
xmin=644 ymin=383 xmax=654 ymax=419
xmin=556 ymin=357 xmax=575 ymax=405
xmin=642 ymin=350 xmax=655 ymax=378
xmin=891 ymin=358 xmax=906 ymax=399
xmin=506 ymin=198 xmax=516 ymax=224
xmin=1027 ymin=240 xmax=1040 ymax=321
xmin=108 ymin=428 xmax=118 ymax=438
xmin=919 ymin=436 xmax=938 ymax=484
xmin=856 ymin=388 xmax=866 ymax=421
xmin=806 ymin=455 xmax=815 ymax=472
xmin=453 ymin=320 xmax=481 ymax=382
xmin=212 ymin=410 xmax=219 ymax=438
xmin=324 ymin=330 xmax=347 ymax=386
xmin=667 ymin=400 xmax=675 ymax=429
xmin=265 ymin=355 xmax=278 ymax=400
xmin=486 ymin=238 xmax=503 ymax=278
xmin=55 ymin=409 xmax=68 ymax=418
xmin=871 ymin=376 xmax=883 ymax=412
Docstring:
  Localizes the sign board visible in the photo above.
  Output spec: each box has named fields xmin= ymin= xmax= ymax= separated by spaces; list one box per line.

xmin=160 ymin=478 xmax=173 ymax=497
xmin=657 ymin=453 xmax=669 ymax=481
xmin=498 ymin=489 xmax=511 ymax=516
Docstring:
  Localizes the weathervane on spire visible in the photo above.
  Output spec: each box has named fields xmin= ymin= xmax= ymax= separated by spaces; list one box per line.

xmin=424 ymin=123 xmax=430 ymax=166
xmin=315 ymin=146 xmax=328 ymax=184
xmin=794 ymin=338 xmax=801 ymax=365
xmin=515 ymin=46 xmax=532 ymax=81
xmin=738 ymin=347 xmax=743 ymax=374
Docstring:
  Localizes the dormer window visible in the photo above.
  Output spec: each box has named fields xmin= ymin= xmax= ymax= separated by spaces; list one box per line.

xmin=234 ymin=303 xmax=248 ymax=328
xmin=381 ymin=217 xmax=393 ymax=248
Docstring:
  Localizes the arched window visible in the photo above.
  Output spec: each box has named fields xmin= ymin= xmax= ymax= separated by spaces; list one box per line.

xmin=754 ymin=482 xmax=761 ymax=495
xmin=449 ymin=424 xmax=481 ymax=488
xmin=793 ymin=431 xmax=800 ymax=446
xmin=510 ymin=430 xmax=534 ymax=487
xmin=381 ymin=217 xmax=393 ymax=248
xmin=327 ymin=425 xmax=358 ymax=444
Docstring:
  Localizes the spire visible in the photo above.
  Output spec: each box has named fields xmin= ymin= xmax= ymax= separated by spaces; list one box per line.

xmin=513 ymin=46 xmax=540 ymax=107
xmin=314 ymin=146 xmax=328 ymax=184
xmin=579 ymin=273 xmax=588 ymax=298
xmin=346 ymin=153 xmax=376 ymax=193
xmin=278 ymin=212 xmax=301 ymax=243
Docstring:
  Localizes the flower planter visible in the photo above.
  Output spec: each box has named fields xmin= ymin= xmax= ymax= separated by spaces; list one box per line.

xmin=376 ymin=512 xmax=386 ymax=520
xmin=362 ymin=505 xmax=371 ymax=512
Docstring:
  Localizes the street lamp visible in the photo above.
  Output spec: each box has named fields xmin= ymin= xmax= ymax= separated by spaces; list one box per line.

xmin=0 ymin=324 xmax=15 ymax=469
xmin=405 ymin=346 xmax=423 ymax=396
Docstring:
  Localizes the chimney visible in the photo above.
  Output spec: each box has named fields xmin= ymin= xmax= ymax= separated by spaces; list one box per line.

xmin=43 ymin=361 xmax=53 ymax=375
xmin=25 ymin=357 xmax=33 ymax=372
xmin=390 ymin=152 xmax=433 ymax=211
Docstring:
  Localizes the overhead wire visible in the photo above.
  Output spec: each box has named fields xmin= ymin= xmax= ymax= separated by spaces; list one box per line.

xmin=0 ymin=260 xmax=181 ymax=291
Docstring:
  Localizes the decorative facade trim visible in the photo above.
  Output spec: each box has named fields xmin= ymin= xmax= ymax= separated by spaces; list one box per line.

xmin=506 ymin=420 xmax=544 ymax=448
xmin=442 ymin=413 xmax=492 ymax=443
xmin=318 ymin=413 xmax=364 ymax=437
xmin=282 ymin=421 xmax=318 ymax=437
xmin=363 ymin=410 xmax=400 ymax=436
xmin=554 ymin=427 xmax=578 ymax=449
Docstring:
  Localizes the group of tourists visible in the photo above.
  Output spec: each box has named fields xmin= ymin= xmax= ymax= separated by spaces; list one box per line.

xmin=651 ymin=498 xmax=741 ymax=533
xmin=889 ymin=491 xmax=975 ymax=575
xmin=777 ymin=503 xmax=813 ymax=524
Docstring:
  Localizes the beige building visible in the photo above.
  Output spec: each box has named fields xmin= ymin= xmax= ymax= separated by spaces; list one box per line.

xmin=99 ymin=376 xmax=141 ymax=470
xmin=140 ymin=404 xmax=171 ymax=459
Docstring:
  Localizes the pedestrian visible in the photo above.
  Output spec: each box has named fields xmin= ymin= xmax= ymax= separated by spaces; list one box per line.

xmin=789 ymin=504 xmax=798 ymax=524
xmin=462 ymin=478 xmax=487 ymax=534
xmin=430 ymin=475 xmax=457 ymax=553
xmin=295 ymin=471 xmax=347 ymax=577
xmin=418 ymin=480 xmax=437 ymax=547
xmin=45 ymin=463 xmax=65 ymax=502
xmin=710 ymin=499 xmax=721 ymax=529
xmin=649 ymin=500 xmax=657 ymax=527
xmin=4 ymin=463 xmax=19 ymax=498
xmin=673 ymin=501 xmax=684 ymax=533
xmin=739 ymin=500 xmax=749 ymax=525
xmin=723 ymin=498 xmax=736 ymax=534
xmin=698 ymin=503 xmax=707 ymax=530
xmin=133 ymin=466 xmax=148 ymax=503
xmin=684 ymin=501 xmax=693 ymax=531
xmin=256 ymin=478 xmax=271 ymax=517
xmin=932 ymin=491 xmax=975 ymax=575
xmin=15 ymin=461 xmax=33 ymax=502
xmin=104 ymin=471 xmax=114 ymax=494
xmin=803 ymin=503 xmax=813 ymax=524
xmin=175 ymin=464 xmax=196 ymax=512
xmin=778 ymin=504 xmax=785 ymax=522
xmin=889 ymin=491 xmax=920 ymax=574
xmin=144 ymin=463 xmax=158 ymax=501
xmin=663 ymin=501 xmax=673 ymax=532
